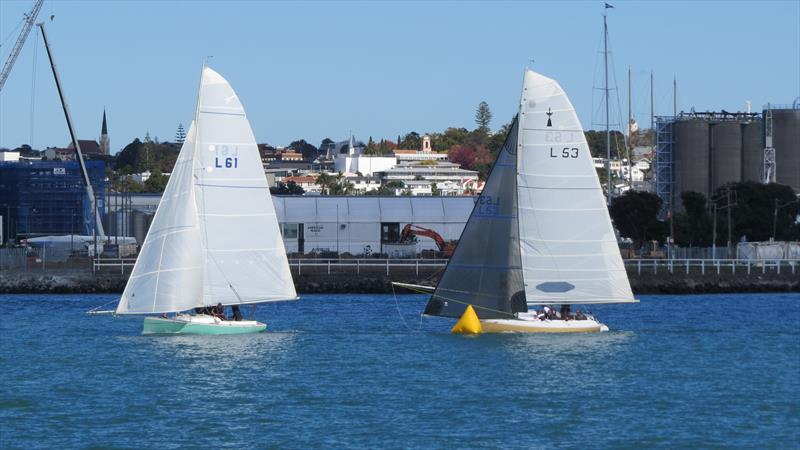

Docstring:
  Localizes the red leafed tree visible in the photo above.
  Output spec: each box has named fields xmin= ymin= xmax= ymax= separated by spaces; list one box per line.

xmin=448 ymin=144 xmax=491 ymax=170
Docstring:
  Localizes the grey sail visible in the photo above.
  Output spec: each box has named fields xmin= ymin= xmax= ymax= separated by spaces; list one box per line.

xmin=424 ymin=118 xmax=526 ymax=319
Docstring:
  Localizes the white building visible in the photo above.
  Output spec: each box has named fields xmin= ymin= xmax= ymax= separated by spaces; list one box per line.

xmin=0 ymin=151 xmax=20 ymax=162
xmin=272 ymin=196 xmax=475 ymax=256
xmin=334 ymin=135 xmax=397 ymax=176
xmin=380 ymin=161 xmax=478 ymax=185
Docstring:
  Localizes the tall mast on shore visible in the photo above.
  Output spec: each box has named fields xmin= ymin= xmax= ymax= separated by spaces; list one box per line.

xmin=603 ymin=3 xmax=613 ymax=204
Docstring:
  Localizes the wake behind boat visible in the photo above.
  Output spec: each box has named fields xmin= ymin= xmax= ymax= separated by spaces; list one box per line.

xmin=394 ymin=70 xmax=637 ymax=334
xmin=104 ymin=66 xmax=297 ymax=335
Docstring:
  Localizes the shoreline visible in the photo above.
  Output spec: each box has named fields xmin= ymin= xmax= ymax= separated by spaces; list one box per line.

xmin=1 ymin=268 xmax=797 ymax=295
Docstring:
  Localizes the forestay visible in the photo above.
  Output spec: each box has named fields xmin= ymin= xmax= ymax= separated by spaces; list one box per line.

xmin=116 ymin=122 xmax=203 ymax=314
xmin=517 ymin=70 xmax=634 ymax=304
xmin=424 ymin=119 xmax=526 ymax=319
xmin=193 ymin=67 xmax=296 ymax=305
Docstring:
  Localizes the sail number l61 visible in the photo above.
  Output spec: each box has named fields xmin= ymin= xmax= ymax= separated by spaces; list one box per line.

xmin=550 ymin=147 xmax=578 ymax=158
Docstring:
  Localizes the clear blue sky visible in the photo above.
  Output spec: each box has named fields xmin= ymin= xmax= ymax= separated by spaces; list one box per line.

xmin=1 ymin=0 xmax=798 ymax=153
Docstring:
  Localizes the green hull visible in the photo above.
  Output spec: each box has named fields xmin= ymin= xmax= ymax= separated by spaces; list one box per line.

xmin=142 ymin=317 xmax=266 ymax=335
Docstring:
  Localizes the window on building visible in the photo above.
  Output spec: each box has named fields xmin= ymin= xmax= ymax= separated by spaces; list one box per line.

xmin=281 ymin=223 xmax=299 ymax=239
xmin=381 ymin=222 xmax=400 ymax=242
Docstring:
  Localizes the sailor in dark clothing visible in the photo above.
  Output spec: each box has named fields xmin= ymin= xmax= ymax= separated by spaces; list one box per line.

xmin=212 ymin=303 xmax=225 ymax=319
xmin=231 ymin=304 xmax=243 ymax=321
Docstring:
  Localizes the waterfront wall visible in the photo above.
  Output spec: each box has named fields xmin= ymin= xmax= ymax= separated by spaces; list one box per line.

xmin=1 ymin=262 xmax=797 ymax=295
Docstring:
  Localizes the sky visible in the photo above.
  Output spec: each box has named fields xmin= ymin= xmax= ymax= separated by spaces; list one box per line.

xmin=1 ymin=0 xmax=798 ymax=153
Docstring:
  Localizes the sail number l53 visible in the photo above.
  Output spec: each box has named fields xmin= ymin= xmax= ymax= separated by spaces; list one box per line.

xmin=550 ymin=147 xmax=578 ymax=158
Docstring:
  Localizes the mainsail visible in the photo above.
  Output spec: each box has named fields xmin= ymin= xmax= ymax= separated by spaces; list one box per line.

xmin=424 ymin=118 xmax=526 ymax=319
xmin=517 ymin=70 xmax=634 ymax=305
xmin=116 ymin=122 xmax=203 ymax=314
xmin=116 ymin=67 xmax=296 ymax=314
xmin=423 ymin=69 xmax=634 ymax=318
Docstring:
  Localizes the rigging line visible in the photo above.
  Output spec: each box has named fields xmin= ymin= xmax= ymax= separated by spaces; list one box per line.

xmin=29 ymin=29 xmax=38 ymax=147
xmin=391 ymin=282 xmax=418 ymax=333
xmin=399 ymin=283 xmax=516 ymax=318
xmin=87 ymin=297 xmax=118 ymax=314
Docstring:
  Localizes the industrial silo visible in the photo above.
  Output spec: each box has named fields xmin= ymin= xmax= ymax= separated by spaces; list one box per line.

xmin=772 ymin=108 xmax=800 ymax=191
xmin=710 ymin=122 xmax=742 ymax=190
xmin=131 ymin=209 xmax=155 ymax=246
xmin=673 ymin=119 xmax=711 ymax=205
xmin=741 ymin=120 xmax=763 ymax=182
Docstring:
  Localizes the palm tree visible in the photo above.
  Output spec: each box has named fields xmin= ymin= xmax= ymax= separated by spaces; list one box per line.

xmin=315 ymin=173 xmax=334 ymax=195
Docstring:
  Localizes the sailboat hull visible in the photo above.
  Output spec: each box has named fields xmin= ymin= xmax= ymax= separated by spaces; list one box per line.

xmin=480 ymin=314 xmax=608 ymax=333
xmin=142 ymin=314 xmax=266 ymax=335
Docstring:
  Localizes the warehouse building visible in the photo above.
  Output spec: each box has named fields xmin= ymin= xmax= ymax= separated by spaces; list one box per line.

xmin=103 ymin=194 xmax=475 ymax=257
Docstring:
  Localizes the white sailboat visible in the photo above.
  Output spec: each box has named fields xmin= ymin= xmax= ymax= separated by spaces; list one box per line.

xmin=112 ymin=67 xmax=297 ymax=334
xmin=395 ymin=69 xmax=636 ymax=333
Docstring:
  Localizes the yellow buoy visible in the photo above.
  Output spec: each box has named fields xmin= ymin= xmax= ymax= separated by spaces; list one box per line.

xmin=451 ymin=304 xmax=482 ymax=334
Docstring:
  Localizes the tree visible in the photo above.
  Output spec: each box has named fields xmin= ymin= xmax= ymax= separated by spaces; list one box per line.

xmin=448 ymin=144 xmax=494 ymax=179
xmin=315 ymin=173 xmax=335 ymax=195
xmin=584 ymin=130 xmax=625 ymax=158
xmin=679 ymin=191 xmax=711 ymax=246
xmin=288 ymin=139 xmax=318 ymax=161
xmin=270 ymin=181 xmax=305 ymax=195
xmin=175 ymin=123 xmax=186 ymax=144
xmin=398 ymin=132 xmax=421 ymax=150
xmin=475 ymin=101 xmax=492 ymax=133
xmin=609 ymin=191 xmax=668 ymax=248
xmin=144 ymin=169 xmax=169 ymax=193
xmin=714 ymin=181 xmax=800 ymax=242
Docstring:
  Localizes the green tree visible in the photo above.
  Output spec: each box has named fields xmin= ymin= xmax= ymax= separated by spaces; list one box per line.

xmin=270 ymin=181 xmax=305 ymax=195
xmin=609 ymin=191 xmax=668 ymax=248
xmin=398 ymin=132 xmax=422 ymax=150
xmin=144 ymin=169 xmax=169 ymax=193
xmin=315 ymin=173 xmax=335 ymax=195
xmin=175 ymin=123 xmax=186 ymax=144
xmin=475 ymin=101 xmax=492 ymax=133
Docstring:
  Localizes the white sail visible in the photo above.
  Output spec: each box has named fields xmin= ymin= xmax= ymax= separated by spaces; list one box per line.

xmin=193 ymin=67 xmax=296 ymax=305
xmin=517 ymin=70 xmax=634 ymax=305
xmin=116 ymin=122 xmax=204 ymax=314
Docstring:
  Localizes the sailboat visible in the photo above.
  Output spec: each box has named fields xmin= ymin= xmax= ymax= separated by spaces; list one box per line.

xmin=394 ymin=69 xmax=636 ymax=333
xmin=111 ymin=67 xmax=297 ymax=334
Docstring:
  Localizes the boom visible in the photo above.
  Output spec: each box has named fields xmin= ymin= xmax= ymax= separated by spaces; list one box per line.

xmin=0 ymin=0 xmax=44 ymax=91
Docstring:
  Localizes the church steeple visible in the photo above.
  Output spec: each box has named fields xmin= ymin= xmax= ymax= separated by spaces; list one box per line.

xmin=99 ymin=109 xmax=110 ymax=155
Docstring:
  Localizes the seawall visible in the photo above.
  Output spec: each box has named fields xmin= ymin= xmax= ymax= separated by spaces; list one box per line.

xmin=1 ymin=266 xmax=797 ymax=295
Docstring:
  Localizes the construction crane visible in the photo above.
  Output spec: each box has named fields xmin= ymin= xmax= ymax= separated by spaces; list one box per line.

xmin=0 ymin=0 xmax=44 ymax=91
xmin=37 ymin=21 xmax=105 ymax=239
xmin=399 ymin=224 xmax=456 ymax=257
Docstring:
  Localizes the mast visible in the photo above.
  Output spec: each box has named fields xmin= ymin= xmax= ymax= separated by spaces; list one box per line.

xmin=650 ymin=71 xmax=654 ymax=130
xmin=673 ymin=76 xmax=677 ymax=117
xmin=627 ymin=66 xmax=632 ymax=189
xmin=604 ymin=6 xmax=612 ymax=204
xmin=38 ymin=22 xmax=105 ymax=238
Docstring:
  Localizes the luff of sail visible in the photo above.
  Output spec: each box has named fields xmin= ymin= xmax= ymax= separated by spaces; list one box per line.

xmin=517 ymin=70 xmax=634 ymax=305
xmin=193 ymin=67 xmax=297 ymax=306
xmin=424 ymin=118 xmax=526 ymax=320
xmin=116 ymin=122 xmax=203 ymax=314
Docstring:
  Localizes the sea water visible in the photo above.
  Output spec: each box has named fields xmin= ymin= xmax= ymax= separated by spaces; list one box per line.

xmin=0 ymin=293 xmax=798 ymax=449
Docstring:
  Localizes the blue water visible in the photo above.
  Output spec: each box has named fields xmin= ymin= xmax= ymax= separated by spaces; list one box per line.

xmin=1 ymin=293 xmax=798 ymax=449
